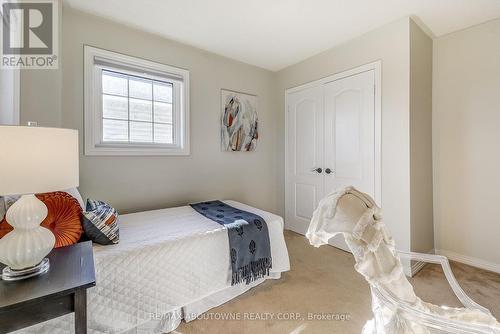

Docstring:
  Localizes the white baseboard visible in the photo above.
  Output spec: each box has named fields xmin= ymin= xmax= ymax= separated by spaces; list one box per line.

xmin=289 ymin=223 xmax=426 ymax=277
xmin=409 ymin=248 xmax=435 ymax=277
xmin=286 ymin=224 xmax=351 ymax=252
xmin=411 ymin=259 xmax=428 ymax=276
xmin=286 ymin=225 xmax=500 ymax=275
xmin=435 ymin=249 xmax=500 ymax=274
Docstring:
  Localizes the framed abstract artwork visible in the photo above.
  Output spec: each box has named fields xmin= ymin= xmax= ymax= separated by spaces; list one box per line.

xmin=221 ymin=89 xmax=258 ymax=152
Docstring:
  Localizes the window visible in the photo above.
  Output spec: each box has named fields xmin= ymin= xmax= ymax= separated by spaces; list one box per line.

xmin=101 ymin=71 xmax=174 ymax=144
xmin=84 ymin=46 xmax=189 ymax=155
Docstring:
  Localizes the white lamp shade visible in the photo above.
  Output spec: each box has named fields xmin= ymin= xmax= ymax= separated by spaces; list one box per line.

xmin=0 ymin=126 xmax=79 ymax=196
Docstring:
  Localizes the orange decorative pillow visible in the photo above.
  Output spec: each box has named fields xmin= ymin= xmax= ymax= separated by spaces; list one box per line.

xmin=0 ymin=192 xmax=83 ymax=248
xmin=37 ymin=192 xmax=83 ymax=248
xmin=0 ymin=218 xmax=13 ymax=239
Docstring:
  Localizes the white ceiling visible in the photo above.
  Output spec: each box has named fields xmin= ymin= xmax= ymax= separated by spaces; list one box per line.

xmin=64 ymin=0 xmax=500 ymax=71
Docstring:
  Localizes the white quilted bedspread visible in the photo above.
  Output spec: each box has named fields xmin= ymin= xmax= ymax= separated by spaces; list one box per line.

xmin=14 ymin=201 xmax=290 ymax=334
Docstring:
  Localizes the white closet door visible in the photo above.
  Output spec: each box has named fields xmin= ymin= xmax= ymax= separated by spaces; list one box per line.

xmin=324 ymin=70 xmax=375 ymax=195
xmin=323 ymin=70 xmax=375 ymax=250
xmin=285 ymin=85 xmax=324 ymax=234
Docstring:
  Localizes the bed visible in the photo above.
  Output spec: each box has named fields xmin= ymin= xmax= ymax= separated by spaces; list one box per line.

xmin=15 ymin=200 xmax=290 ymax=334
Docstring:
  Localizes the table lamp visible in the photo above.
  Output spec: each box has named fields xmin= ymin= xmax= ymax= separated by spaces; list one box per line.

xmin=0 ymin=126 xmax=79 ymax=281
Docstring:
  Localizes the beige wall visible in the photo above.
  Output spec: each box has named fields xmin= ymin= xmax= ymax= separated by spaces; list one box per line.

xmin=276 ymin=18 xmax=412 ymax=252
xmin=17 ymin=6 xmax=500 ymax=272
xmin=433 ymin=18 xmax=500 ymax=270
xmin=20 ymin=0 xmax=62 ymax=127
xmin=20 ymin=69 xmax=62 ymax=126
xmin=21 ymin=8 xmax=281 ymax=215
xmin=409 ymin=20 xmax=434 ymax=253
xmin=19 ymin=10 xmax=440 ymax=261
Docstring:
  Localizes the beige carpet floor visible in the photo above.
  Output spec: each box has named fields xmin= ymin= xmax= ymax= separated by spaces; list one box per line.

xmin=174 ymin=231 xmax=500 ymax=334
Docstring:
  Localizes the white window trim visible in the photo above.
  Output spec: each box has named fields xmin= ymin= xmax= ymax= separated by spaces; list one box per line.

xmin=0 ymin=4 xmax=20 ymax=125
xmin=84 ymin=45 xmax=190 ymax=156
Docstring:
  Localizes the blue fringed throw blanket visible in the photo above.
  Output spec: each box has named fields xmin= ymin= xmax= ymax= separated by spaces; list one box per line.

xmin=190 ymin=201 xmax=272 ymax=285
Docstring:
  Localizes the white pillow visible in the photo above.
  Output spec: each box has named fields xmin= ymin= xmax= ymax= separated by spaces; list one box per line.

xmin=3 ymin=195 xmax=20 ymax=212
xmin=64 ymin=188 xmax=85 ymax=210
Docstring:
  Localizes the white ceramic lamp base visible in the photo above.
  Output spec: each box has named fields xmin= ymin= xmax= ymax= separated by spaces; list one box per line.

xmin=0 ymin=194 xmax=55 ymax=280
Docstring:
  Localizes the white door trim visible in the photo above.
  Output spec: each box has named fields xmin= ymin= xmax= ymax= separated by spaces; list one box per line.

xmin=13 ymin=69 xmax=20 ymax=125
xmin=285 ymin=61 xmax=382 ymax=232
xmin=0 ymin=4 xmax=20 ymax=125
xmin=0 ymin=69 xmax=20 ymax=125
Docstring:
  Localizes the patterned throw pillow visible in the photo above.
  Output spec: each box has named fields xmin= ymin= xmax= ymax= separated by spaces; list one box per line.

xmin=82 ymin=199 xmax=119 ymax=245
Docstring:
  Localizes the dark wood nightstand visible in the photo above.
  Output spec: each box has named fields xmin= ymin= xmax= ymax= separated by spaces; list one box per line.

xmin=0 ymin=241 xmax=96 ymax=334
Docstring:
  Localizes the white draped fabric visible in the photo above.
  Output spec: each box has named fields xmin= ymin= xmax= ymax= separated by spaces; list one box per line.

xmin=307 ymin=187 xmax=500 ymax=334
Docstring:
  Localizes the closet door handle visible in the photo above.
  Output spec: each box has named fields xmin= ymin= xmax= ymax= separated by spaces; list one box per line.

xmin=311 ymin=167 xmax=322 ymax=174
xmin=325 ymin=168 xmax=334 ymax=175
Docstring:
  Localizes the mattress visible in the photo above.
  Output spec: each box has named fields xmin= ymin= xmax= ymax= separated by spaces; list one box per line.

xmin=14 ymin=201 xmax=290 ymax=334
